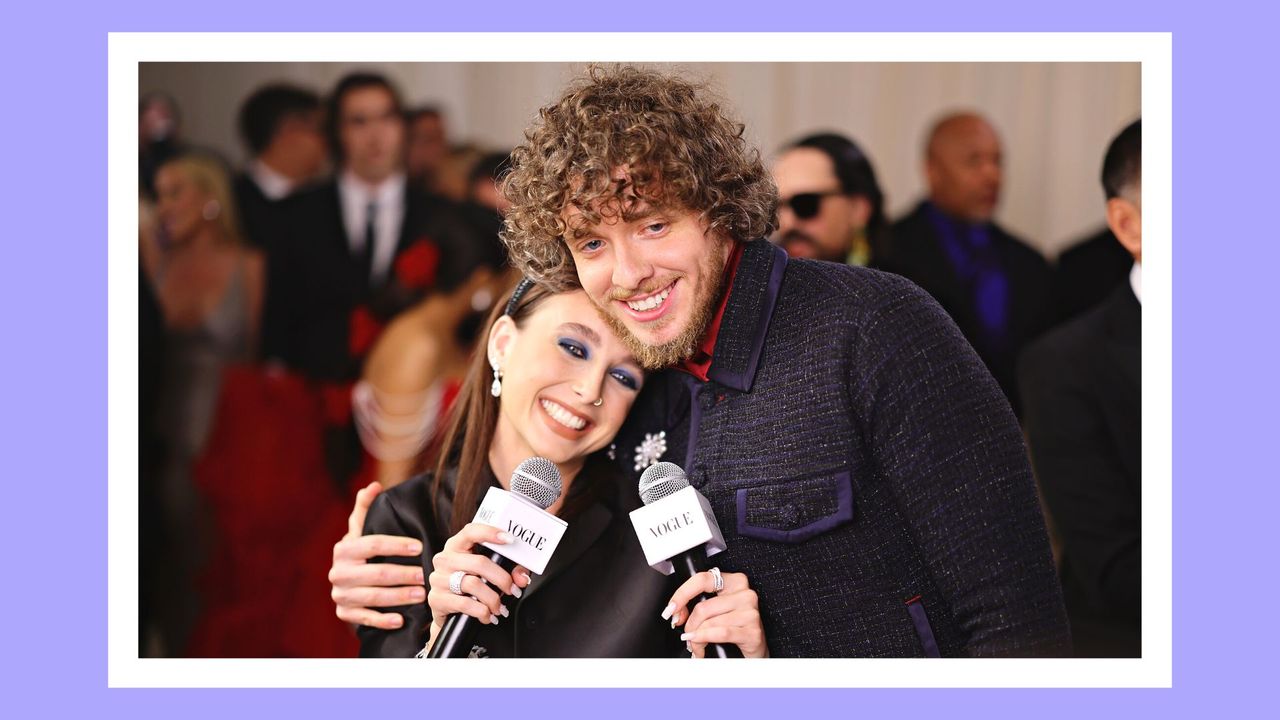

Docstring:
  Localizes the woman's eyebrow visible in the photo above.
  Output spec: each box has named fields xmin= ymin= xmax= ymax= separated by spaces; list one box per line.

xmin=558 ymin=322 xmax=602 ymax=346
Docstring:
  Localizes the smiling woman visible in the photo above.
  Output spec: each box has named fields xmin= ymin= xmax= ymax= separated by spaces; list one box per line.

xmin=328 ymin=280 xmax=766 ymax=658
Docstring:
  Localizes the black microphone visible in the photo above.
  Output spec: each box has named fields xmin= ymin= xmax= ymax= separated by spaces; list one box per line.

xmin=633 ymin=462 xmax=742 ymax=659
xmin=427 ymin=457 xmax=564 ymax=658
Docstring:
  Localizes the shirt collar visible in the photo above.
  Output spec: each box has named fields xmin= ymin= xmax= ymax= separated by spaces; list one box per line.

xmin=248 ymin=159 xmax=295 ymax=201
xmin=676 ymin=241 xmax=744 ymax=382
xmin=675 ymin=239 xmax=788 ymax=392
xmin=338 ymin=169 xmax=406 ymax=207
xmin=1130 ymin=261 xmax=1142 ymax=305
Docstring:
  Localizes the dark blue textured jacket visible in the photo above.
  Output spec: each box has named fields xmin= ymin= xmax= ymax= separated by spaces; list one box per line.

xmin=612 ymin=239 xmax=1071 ymax=657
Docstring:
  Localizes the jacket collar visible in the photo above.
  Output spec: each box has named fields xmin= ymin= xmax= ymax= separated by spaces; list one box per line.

xmin=705 ymin=239 xmax=788 ymax=393
xmin=523 ymin=458 xmax=620 ymax=601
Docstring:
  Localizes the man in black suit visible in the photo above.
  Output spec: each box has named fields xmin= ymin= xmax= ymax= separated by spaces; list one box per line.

xmin=882 ymin=112 xmax=1051 ymax=416
xmin=1046 ymin=225 xmax=1134 ymax=328
xmin=262 ymin=73 xmax=473 ymax=383
xmin=233 ymin=83 xmax=327 ymax=254
xmin=405 ymin=105 xmax=449 ymax=196
xmin=1018 ymin=119 xmax=1142 ymax=657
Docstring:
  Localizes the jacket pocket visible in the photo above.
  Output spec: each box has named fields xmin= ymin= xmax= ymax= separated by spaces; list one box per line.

xmin=735 ymin=470 xmax=855 ymax=543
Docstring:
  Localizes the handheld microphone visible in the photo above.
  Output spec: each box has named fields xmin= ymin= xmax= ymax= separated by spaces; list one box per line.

xmin=427 ymin=457 xmax=567 ymax=658
xmin=630 ymin=462 xmax=741 ymax=659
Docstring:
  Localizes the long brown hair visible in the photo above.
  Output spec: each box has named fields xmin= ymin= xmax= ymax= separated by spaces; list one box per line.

xmin=431 ymin=282 xmax=559 ymax=534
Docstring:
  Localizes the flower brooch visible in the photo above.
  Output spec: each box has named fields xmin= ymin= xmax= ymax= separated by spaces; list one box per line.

xmin=633 ymin=431 xmax=668 ymax=472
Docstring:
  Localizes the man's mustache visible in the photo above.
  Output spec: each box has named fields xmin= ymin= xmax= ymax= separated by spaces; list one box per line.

xmin=604 ymin=276 xmax=679 ymax=302
xmin=779 ymin=230 xmax=818 ymax=250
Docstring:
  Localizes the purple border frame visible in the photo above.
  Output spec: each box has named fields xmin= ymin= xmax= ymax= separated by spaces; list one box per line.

xmin=4 ymin=0 xmax=1266 ymax=715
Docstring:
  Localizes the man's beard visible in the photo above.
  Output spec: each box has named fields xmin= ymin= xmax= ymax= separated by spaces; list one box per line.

xmin=780 ymin=229 xmax=843 ymax=263
xmin=597 ymin=240 xmax=732 ymax=371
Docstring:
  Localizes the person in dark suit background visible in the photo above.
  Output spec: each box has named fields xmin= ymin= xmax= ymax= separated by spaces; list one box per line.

xmin=405 ymin=105 xmax=449 ymax=196
xmin=1046 ymin=224 xmax=1134 ymax=329
xmin=233 ymin=83 xmax=328 ymax=254
xmin=770 ymin=132 xmax=887 ymax=268
xmin=1018 ymin=118 xmax=1142 ymax=657
xmin=261 ymin=72 xmax=473 ymax=384
xmin=882 ymin=112 xmax=1051 ymax=416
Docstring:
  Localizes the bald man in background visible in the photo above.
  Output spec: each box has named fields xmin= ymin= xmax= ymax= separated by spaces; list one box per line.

xmin=882 ymin=112 xmax=1051 ymax=417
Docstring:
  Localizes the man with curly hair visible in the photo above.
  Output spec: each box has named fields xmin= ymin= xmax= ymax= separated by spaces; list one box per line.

xmin=332 ymin=66 xmax=1070 ymax=658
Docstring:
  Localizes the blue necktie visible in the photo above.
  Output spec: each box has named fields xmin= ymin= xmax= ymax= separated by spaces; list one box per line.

xmin=926 ymin=204 xmax=1010 ymax=355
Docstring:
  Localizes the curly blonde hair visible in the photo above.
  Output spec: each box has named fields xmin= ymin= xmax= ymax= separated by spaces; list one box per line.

xmin=501 ymin=65 xmax=777 ymax=290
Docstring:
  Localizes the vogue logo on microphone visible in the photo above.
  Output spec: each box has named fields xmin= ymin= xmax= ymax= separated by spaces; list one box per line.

xmin=649 ymin=511 xmax=697 ymax=537
xmin=630 ymin=486 xmax=728 ymax=574
xmin=508 ymin=521 xmax=548 ymax=551
xmin=475 ymin=487 xmax=568 ymax=574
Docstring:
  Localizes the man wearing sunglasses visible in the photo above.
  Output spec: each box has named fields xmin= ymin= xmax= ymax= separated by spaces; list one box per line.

xmin=882 ymin=112 xmax=1052 ymax=417
xmin=771 ymin=133 xmax=887 ymax=268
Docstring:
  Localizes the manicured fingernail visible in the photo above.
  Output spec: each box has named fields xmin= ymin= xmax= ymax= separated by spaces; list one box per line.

xmin=670 ymin=616 xmax=678 ymax=629
xmin=685 ymin=641 xmax=692 ymax=653
xmin=415 ymin=570 xmax=425 ymax=584
xmin=389 ymin=616 xmax=404 ymax=628
xmin=499 ymin=605 xmax=509 ymax=618
xmin=406 ymin=541 xmax=422 ymax=554
xmin=660 ymin=602 xmax=676 ymax=620
xmin=496 ymin=531 xmax=514 ymax=543
xmin=680 ymin=632 xmax=694 ymax=641
xmin=510 ymin=584 xmax=523 ymax=599
xmin=410 ymin=587 xmax=426 ymax=601
xmin=490 ymin=614 xmax=500 ymax=625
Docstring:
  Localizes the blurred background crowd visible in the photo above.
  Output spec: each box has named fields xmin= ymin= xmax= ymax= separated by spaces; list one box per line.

xmin=137 ymin=62 xmax=1142 ymax=659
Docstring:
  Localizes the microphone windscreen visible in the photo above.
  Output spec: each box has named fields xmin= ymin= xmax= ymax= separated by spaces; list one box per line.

xmin=511 ymin=457 xmax=562 ymax=510
xmin=638 ymin=461 xmax=690 ymax=506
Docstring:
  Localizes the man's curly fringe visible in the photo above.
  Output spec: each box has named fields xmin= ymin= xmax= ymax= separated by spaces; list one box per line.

xmin=500 ymin=65 xmax=778 ymax=290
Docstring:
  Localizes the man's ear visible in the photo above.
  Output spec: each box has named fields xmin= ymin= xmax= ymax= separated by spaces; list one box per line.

xmin=924 ymin=157 xmax=941 ymax=196
xmin=1106 ymin=196 xmax=1142 ymax=264
xmin=487 ymin=314 xmax=517 ymax=369
xmin=846 ymin=195 xmax=872 ymax=229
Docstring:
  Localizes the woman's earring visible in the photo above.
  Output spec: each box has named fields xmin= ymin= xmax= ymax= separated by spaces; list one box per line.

xmin=490 ymin=361 xmax=503 ymax=398
xmin=201 ymin=199 xmax=221 ymax=221
xmin=471 ymin=287 xmax=494 ymax=313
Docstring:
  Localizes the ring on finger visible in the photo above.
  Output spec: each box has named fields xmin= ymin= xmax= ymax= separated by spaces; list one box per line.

xmin=709 ymin=566 xmax=724 ymax=593
xmin=448 ymin=570 xmax=469 ymax=596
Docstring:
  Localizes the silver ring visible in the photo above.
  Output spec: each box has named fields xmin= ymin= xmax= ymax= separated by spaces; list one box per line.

xmin=709 ymin=566 xmax=724 ymax=593
xmin=448 ymin=570 xmax=468 ymax=596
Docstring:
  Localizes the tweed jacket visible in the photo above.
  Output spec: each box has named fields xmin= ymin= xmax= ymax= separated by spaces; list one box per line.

xmin=611 ymin=239 xmax=1071 ymax=657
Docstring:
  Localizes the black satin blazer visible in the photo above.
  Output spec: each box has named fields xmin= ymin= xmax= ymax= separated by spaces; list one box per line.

xmin=358 ymin=458 xmax=685 ymax=658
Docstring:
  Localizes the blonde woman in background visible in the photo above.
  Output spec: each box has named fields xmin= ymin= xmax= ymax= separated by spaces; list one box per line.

xmin=139 ymin=151 xmax=263 ymax=656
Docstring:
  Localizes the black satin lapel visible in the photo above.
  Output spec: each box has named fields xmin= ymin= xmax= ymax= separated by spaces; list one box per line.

xmin=523 ymin=502 xmax=613 ymax=601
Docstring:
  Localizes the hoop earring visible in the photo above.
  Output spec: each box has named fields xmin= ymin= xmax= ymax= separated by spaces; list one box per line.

xmin=490 ymin=362 xmax=502 ymax=398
